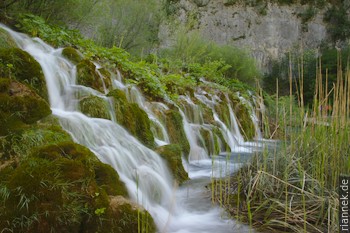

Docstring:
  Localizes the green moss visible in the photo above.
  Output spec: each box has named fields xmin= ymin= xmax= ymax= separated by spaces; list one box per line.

xmin=214 ymin=99 xmax=230 ymax=127
xmin=0 ymin=78 xmax=51 ymax=136
xmin=107 ymin=196 xmax=157 ymax=233
xmin=33 ymin=142 xmax=97 ymax=162
xmin=62 ymin=47 xmax=83 ymax=64
xmin=0 ymin=48 xmax=48 ymax=100
xmin=108 ymin=89 xmax=128 ymax=102
xmin=79 ymin=95 xmax=111 ymax=120
xmin=94 ymin=162 xmax=128 ymax=196
xmin=200 ymin=128 xmax=221 ymax=155
xmin=76 ymin=59 xmax=111 ymax=92
xmin=108 ymin=89 xmax=155 ymax=148
xmin=0 ymin=28 xmax=17 ymax=49
xmin=0 ymin=158 xmax=84 ymax=233
xmin=155 ymin=144 xmax=189 ymax=184
xmin=0 ymin=141 xmax=131 ymax=233
xmin=164 ymin=109 xmax=190 ymax=156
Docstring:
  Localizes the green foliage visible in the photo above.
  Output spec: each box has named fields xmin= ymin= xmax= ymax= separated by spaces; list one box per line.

xmin=0 ymin=120 xmax=72 ymax=160
xmin=1 ymin=0 xmax=99 ymax=27
xmin=298 ymin=6 xmax=317 ymax=25
xmin=95 ymin=0 xmax=162 ymax=55
xmin=16 ymin=14 xmax=82 ymax=47
xmin=324 ymin=4 xmax=350 ymax=42
xmin=159 ymin=74 xmax=197 ymax=97
xmin=263 ymin=46 xmax=350 ymax=107
xmin=160 ymin=30 xmax=260 ymax=85
xmin=155 ymin=144 xmax=189 ymax=184
xmin=243 ymin=0 xmax=328 ymax=7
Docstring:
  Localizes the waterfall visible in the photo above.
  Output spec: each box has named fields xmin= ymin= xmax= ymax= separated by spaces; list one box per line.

xmin=1 ymin=25 xmax=176 ymax=229
xmin=1 ymin=25 xmax=255 ymax=232
xmin=109 ymin=72 xmax=170 ymax=145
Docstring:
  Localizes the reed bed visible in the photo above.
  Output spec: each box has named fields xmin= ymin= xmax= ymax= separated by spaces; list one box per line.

xmin=212 ymin=52 xmax=350 ymax=232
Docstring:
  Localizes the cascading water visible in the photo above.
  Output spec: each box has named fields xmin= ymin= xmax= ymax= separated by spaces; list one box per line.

xmin=111 ymin=76 xmax=170 ymax=146
xmin=2 ymin=25 xmax=254 ymax=232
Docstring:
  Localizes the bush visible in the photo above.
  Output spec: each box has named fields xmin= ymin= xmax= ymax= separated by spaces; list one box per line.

xmin=160 ymin=30 xmax=260 ymax=85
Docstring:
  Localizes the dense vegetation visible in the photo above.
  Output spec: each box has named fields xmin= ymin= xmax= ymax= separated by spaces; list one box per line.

xmin=1 ymin=0 xmax=349 ymax=232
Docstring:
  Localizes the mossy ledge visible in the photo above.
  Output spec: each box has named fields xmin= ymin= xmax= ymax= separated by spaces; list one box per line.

xmin=108 ymin=89 xmax=155 ymax=148
xmin=155 ymin=144 xmax=189 ymax=184
xmin=0 ymin=28 xmax=17 ymax=49
xmin=76 ymin=59 xmax=111 ymax=93
xmin=0 ymin=78 xmax=51 ymax=136
xmin=62 ymin=47 xmax=83 ymax=64
xmin=232 ymin=100 xmax=255 ymax=140
xmin=164 ymin=109 xmax=190 ymax=156
xmin=79 ymin=95 xmax=111 ymax=120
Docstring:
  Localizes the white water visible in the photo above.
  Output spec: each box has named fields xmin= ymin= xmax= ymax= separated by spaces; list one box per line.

xmin=1 ymin=25 xmax=255 ymax=232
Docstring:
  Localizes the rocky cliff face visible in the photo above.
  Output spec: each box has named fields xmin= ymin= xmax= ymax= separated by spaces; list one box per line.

xmin=159 ymin=1 xmax=329 ymax=71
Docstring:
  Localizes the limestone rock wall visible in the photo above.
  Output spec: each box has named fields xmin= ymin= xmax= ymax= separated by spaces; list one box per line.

xmin=159 ymin=1 xmax=329 ymax=70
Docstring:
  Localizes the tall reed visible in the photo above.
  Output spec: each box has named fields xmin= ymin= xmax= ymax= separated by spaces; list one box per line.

xmin=212 ymin=50 xmax=350 ymax=232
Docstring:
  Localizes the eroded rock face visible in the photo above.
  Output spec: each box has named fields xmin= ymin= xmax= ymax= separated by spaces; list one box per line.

xmin=159 ymin=1 xmax=328 ymax=70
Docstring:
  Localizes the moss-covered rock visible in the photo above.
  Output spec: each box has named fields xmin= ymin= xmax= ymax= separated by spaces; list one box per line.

xmin=0 ymin=78 xmax=51 ymax=136
xmin=108 ymin=89 xmax=154 ymax=148
xmin=0 ymin=48 xmax=47 ymax=100
xmin=94 ymin=162 xmax=128 ymax=196
xmin=155 ymin=144 xmax=189 ymax=184
xmin=164 ymin=109 xmax=190 ymax=155
xmin=0 ymin=28 xmax=17 ymax=49
xmin=0 ymin=142 xmax=129 ymax=233
xmin=79 ymin=95 xmax=111 ymax=120
xmin=76 ymin=59 xmax=111 ymax=92
xmin=214 ymin=99 xmax=231 ymax=127
xmin=107 ymin=196 xmax=157 ymax=233
xmin=232 ymin=100 xmax=255 ymax=140
xmin=199 ymin=128 xmax=222 ymax=156
xmin=62 ymin=47 xmax=83 ymax=64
